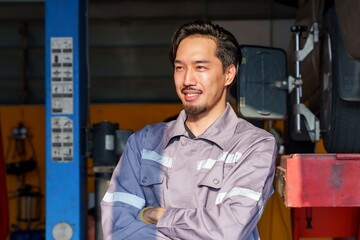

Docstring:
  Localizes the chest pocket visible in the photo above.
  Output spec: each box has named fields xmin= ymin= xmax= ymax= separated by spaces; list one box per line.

xmin=139 ymin=161 xmax=166 ymax=206
xmin=139 ymin=161 xmax=165 ymax=186
xmin=198 ymin=161 xmax=224 ymax=189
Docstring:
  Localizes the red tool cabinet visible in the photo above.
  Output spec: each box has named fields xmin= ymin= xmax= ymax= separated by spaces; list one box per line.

xmin=275 ymin=154 xmax=360 ymax=239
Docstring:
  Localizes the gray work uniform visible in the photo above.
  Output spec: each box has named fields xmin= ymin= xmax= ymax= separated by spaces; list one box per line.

xmin=101 ymin=103 xmax=277 ymax=240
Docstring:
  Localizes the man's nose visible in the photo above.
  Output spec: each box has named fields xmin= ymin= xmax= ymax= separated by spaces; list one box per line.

xmin=183 ymin=69 xmax=196 ymax=86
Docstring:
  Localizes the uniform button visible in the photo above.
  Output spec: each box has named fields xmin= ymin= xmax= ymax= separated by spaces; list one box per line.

xmin=142 ymin=177 xmax=148 ymax=183
xmin=181 ymin=140 xmax=187 ymax=146
xmin=213 ymin=178 xmax=220 ymax=184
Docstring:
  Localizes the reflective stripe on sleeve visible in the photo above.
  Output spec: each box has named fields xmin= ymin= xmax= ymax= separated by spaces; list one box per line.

xmin=215 ymin=187 xmax=262 ymax=204
xmin=257 ymin=197 xmax=264 ymax=217
xmin=102 ymin=192 xmax=146 ymax=210
xmin=258 ymin=188 xmax=273 ymax=216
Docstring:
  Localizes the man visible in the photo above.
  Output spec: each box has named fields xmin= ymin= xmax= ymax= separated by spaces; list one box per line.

xmin=101 ymin=20 xmax=277 ymax=239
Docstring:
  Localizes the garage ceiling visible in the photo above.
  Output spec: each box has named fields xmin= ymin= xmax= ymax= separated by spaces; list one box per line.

xmin=0 ymin=0 xmax=297 ymax=20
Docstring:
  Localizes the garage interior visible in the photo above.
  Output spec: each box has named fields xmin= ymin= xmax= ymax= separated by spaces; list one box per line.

xmin=0 ymin=0 xmax=359 ymax=240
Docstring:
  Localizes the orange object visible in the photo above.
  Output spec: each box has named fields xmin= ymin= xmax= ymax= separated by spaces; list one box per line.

xmin=0 ymin=117 xmax=9 ymax=240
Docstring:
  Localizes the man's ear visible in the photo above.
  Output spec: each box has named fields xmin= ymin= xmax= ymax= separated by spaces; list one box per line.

xmin=224 ymin=64 xmax=236 ymax=87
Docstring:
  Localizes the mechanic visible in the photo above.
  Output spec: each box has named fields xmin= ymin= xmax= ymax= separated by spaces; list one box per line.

xmin=101 ymin=20 xmax=277 ymax=239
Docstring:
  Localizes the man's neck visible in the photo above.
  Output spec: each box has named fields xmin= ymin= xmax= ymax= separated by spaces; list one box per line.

xmin=185 ymin=103 xmax=227 ymax=137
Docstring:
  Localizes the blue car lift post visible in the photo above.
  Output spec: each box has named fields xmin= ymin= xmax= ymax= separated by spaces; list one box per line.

xmin=45 ymin=0 xmax=89 ymax=239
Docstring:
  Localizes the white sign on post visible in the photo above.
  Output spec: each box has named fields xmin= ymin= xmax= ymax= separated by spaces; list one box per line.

xmin=51 ymin=116 xmax=73 ymax=162
xmin=50 ymin=37 xmax=74 ymax=115
xmin=50 ymin=37 xmax=74 ymax=162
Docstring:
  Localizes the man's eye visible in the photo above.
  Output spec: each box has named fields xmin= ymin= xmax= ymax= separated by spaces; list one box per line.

xmin=197 ymin=66 xmax=206 ymax=70
xmin=175 ymin=66 xmax=183 ymax=71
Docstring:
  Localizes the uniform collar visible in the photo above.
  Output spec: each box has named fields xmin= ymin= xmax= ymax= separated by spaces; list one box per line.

xmin=164 ymin=103 xmax=239 ymax=150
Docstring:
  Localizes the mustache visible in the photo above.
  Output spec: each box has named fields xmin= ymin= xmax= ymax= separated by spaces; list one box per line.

xmin=181 ymin=86 xmax=202 ymax=93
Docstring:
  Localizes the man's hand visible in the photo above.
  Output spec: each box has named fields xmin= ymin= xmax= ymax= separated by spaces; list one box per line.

xmin=143 ymin=207 xmax=166 ymax=224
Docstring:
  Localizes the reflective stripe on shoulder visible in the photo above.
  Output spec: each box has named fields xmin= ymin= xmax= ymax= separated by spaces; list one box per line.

xmin=102 ymin=192 xmax=145 ymax=210
xmin=218 ymin=151 xmax=243 ymax=164
xmin=141 ymin=149 xmax=173 ymax=168
xmin=215 ymin=187 xmax=261 ymax=204
xmin=197 ymin=159 xmax=216 ymax=170
xmin=196 ymin=152 xmax=243 ymax=171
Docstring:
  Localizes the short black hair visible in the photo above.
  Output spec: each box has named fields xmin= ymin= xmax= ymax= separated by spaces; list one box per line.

xmin=169 ymin=20 xmax=242 ymax=74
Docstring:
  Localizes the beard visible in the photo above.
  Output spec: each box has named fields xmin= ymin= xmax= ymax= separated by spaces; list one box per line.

xmin=183 ymin=103 xmax=208 ymax=117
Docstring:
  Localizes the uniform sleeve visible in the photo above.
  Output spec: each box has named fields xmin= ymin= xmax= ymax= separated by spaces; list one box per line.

xmin=156 ymin=136 xmax=277 ymax=240
xmin=100 ymin=133 xmax=170 ymax=240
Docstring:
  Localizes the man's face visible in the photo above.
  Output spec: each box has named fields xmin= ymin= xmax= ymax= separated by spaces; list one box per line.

xmin=174 ymin=36 xmax=235 ymax=119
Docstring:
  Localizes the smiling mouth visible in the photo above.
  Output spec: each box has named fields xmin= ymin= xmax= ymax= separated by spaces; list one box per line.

xmin=181 ymin=88 xmax=202 ymax=101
